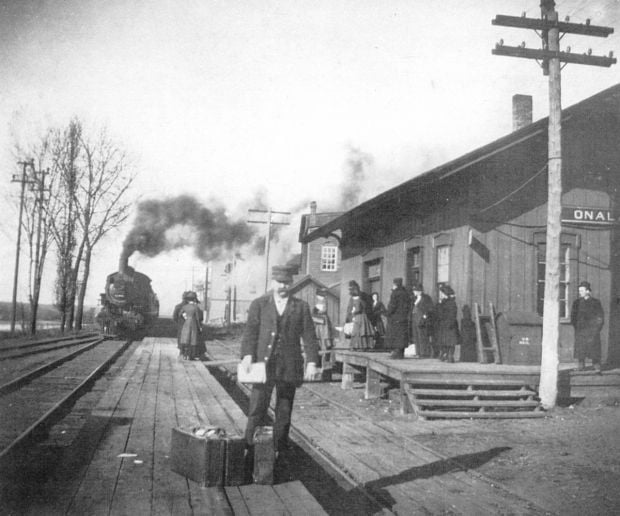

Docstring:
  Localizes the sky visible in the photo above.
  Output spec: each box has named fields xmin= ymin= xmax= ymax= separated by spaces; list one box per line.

xmin=1 ymin=0 xmax=619 ymax=317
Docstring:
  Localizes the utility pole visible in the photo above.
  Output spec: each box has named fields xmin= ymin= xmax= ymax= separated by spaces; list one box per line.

xmin=204 ymin=263 xmax=211 ymax=322
xmin=492 ymin=1 xmax=615 ymax=409
xmin=247 ymin=208 xmax=291 ymax=292
xmin=29 ymin=165 xmax=50 ymax=335
xmin=10 ymin=160 xmax=35 ymax=334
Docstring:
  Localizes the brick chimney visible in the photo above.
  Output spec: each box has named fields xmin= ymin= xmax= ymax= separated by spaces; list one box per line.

xmin=512 ymin=94 xmax=533 ymax=131
xmin=308 ymin=201 xmax=318 ymax=230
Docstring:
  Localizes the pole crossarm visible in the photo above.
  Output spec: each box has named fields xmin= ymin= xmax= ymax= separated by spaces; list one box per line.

xmin=248 ymin=209 xmax=291 ymax=215
xmin=492 ymin=45 xmax=616 ymax=67
xmin=492 ymin=15 xmax=614 ymax=37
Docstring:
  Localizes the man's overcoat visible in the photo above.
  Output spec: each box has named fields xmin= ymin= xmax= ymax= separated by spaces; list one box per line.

xmin=385 ymin=286 xmax=411 ymax=350
xmin=571 ymin=296 xmax=604 ymax=361
xmin=241 ymin=292 xmax=319 ymax=386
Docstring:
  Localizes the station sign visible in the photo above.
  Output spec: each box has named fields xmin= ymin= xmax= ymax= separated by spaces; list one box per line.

xmin=561 ymin=207 xmax=617 ymax=225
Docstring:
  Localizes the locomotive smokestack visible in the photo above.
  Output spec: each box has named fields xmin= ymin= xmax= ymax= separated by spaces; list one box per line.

xmin=119 ymin=251 xmax=129 ymax=275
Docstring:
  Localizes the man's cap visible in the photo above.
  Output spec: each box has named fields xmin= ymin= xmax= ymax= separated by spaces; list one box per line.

xmin=393 ymin=277 xmax=403 ymax=287
xmin=272 ymin=265 xmax=295 ymax=283
xmin=412 ymin=281 xmax=424 ymax=291
xmin=348 ymin=280 xmax=360 ymax=288
xmin=316 ymin=287 xmax=329 ymax=297
xmin=185 ymin=291 xmax=199 ymax=302
xmin=578 ymin=281 xmax=592 ymax=290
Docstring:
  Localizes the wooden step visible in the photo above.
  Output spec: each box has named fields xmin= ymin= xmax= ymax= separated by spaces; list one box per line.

xmin=409 ymin=388 xmax=537 ymax=398
xmin=414 ymin=399 xmax=541 ymax=408
xmin=417 ymin=409 xmax=546 ymax=419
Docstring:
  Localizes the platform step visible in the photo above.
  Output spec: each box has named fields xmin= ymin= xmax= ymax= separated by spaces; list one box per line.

xmin=405 ymin=381 xmax=544 ymax=419
xmin=417 ymin=409 xmax=547 ymax=419
xmin=414 ymin=399 xmax=541 ymax=408
xmin=409 ymin=388 xmax=537 ymax=398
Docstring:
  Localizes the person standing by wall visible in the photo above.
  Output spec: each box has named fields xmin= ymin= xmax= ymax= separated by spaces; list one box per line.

xmin=385 ymin=278 xmax=410 ymax=359
xmin=409 ymin=282 xmax=435 ymax=358
xmin=571 ymin=281 xmax=604 ymax=372
xmin=240 ymin=265 xmax=319 ymax=457
xmin=345 ymin=280 xmax=374 ymax=349
xmin=435 ymin=283 xmax=459 ymax=363
xmin=312 ymin=288 xmax=335 ymax=375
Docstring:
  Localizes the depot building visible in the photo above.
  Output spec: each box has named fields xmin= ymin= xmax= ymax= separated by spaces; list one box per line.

xmin=303 ymin=84 xmax=620 ymax=366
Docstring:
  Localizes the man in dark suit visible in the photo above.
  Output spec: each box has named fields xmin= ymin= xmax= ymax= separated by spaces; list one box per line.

xmin=240 ymin=265 xmax=319 ymax=455
xmin=385 ymin=277 xmax=411 ymax=359
xmin=571 ymin=281 xmax=604 ymax=372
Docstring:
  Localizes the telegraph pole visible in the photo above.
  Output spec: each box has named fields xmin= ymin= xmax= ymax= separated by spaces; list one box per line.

xmin=10 ymin=160 xmax=35 ymax=334
xmin=247 ymin=208 xmax=291 ymax=292
xmin=492 ymin=1 xmax=615 ymax=408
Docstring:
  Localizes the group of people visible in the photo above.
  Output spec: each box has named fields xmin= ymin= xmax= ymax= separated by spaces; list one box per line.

xmin=236 ymin=264 xmax=607 ymax=471
xmin=172 ymin=290 xmax=205 ymax=360
xmin=338 ymin=278 xmax=460 ymax=362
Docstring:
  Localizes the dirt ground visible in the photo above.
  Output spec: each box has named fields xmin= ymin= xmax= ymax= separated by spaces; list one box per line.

xmin=316 ymin=378 xmax=620 ymax=515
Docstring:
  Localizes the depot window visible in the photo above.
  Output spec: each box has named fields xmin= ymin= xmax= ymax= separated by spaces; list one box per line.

xmin=534 ymin=232 xmax=579 ymax=320
xmin=320 ymin=244 xmax=338 ymax=271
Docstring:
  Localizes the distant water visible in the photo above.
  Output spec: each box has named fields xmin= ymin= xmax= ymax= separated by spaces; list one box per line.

xmin=0 ymin=321 xmax=61 ymax=331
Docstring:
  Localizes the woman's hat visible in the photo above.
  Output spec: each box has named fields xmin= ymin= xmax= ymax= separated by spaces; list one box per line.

xmin=439 ymin=283 xmax=455 ymax=296
xmin=185 ymin=291 xmax=199 ymax=302
xmin=316 ymin=287 xmax=329 ymax=297
xmin=412 ymin=281 xmax=424 ymax=292
xmin=578 ymin=281 xmax=591 ymax=291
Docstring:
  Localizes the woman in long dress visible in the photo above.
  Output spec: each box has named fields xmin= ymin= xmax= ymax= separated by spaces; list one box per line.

xmin=312 ymin=288 xmax=335 ymax=373
xmin=349 ymin=289 xmax=375 ymax=350
xmin=179 ymin=292 xmax=203 ymax=360
xmin=370 ymin=292 xmax=387 ymax=348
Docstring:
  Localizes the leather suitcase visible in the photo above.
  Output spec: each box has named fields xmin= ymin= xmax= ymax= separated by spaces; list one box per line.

xmin=224 ymin=437 xmax=247 ymax=486
xmin=170 ymin=426 xmax=225 ymax=486
xmin=252 ymin=426 xmax=275 ymax=485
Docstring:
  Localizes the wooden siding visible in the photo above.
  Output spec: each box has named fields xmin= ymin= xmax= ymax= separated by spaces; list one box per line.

xmin=332 ymin=104 xmax=620 ymax=364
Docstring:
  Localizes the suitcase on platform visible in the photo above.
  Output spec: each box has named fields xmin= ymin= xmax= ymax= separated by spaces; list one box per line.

xmin=170 ymin=426 xmax=226 ymax=486
xmin=224 ymin=436 xmax=247 ymax=486
xmin=252 ymin=426 xmax=275 ymax=485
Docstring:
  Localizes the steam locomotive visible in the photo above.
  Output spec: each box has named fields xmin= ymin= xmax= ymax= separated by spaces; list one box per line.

xmin=97 ymin=256 xmax=159 ymax=335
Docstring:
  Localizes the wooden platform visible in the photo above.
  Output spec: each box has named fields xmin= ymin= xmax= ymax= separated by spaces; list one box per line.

xmin=18 ymin=338 xmax=326 ymax=515
xmin=335 ymin=350 xmax=546 ymax=418
xmin=204 ymin=339 xmax=554 ymax=515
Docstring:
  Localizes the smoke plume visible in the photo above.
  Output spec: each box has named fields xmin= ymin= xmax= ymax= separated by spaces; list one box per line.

xmin=121 ymin=195 xmax=255 ymax=264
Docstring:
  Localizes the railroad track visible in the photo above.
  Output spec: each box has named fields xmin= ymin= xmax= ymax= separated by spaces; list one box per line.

xmin=0 ymin=332 xmax=102 ymax=361
xmin=0 ymin=336 xmax=131 ymax=474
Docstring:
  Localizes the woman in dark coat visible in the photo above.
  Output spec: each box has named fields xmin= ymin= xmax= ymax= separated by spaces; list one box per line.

xmin=410 ymin=282 xmax=435 ymax=358
xmin=179 ymin=292 xmax=203 ymax=360
xmin=385 ymin=278 xmax=410 ymax=359
xmin=435 ymin=284 xmax=459 ymax=363
xmin=571 ymin=281 xmax=604 ymax=371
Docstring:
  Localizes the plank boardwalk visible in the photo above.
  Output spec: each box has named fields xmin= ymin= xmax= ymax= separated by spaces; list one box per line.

xmin=207 ymin=339 xmax=553 ymax=515
xmin=17 ymin=338 xmax=325 ymax=516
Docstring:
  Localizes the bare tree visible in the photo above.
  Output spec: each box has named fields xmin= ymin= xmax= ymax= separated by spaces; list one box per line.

xmin=73 ymin=127 xmax=135 ymax=329
xmin=47 ymin=119 xmax=82 ymax=332
xmin=10 ymin=132 xmax=62 ymax=334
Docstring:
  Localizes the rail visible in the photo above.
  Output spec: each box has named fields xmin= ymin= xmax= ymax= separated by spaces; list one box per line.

xmin=0 ymin=338 xmax=131 ymax=471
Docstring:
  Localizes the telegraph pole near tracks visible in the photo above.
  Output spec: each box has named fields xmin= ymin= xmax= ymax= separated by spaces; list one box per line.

xmin=247 ymin=208 xmax=291 ymax=292
xmin=492 ymin=1 xmax=615 ymax=408
xmin=10 ymin=160 xmax=35 ymax=334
